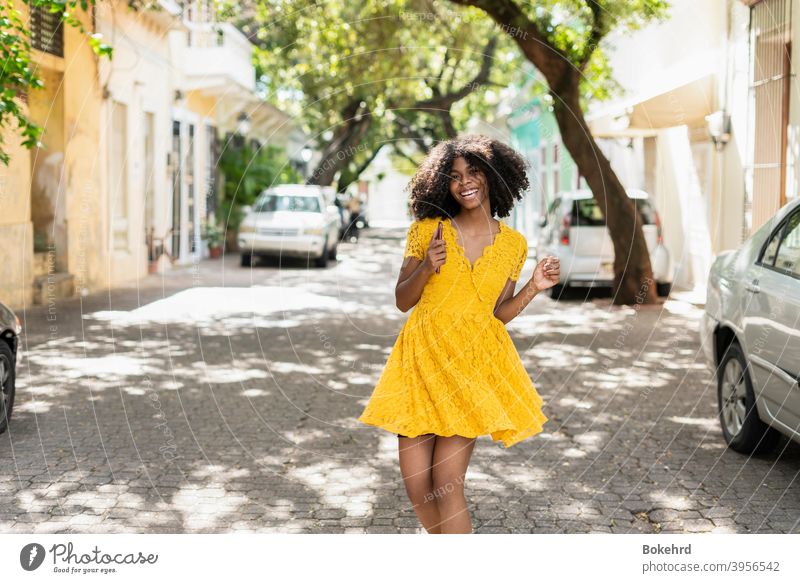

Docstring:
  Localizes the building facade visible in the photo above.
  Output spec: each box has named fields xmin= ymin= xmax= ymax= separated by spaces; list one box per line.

xmin=0 ymin=0 xmax=297 ymax=309
xmin=499 ymin=0 xmax=800 ymax=295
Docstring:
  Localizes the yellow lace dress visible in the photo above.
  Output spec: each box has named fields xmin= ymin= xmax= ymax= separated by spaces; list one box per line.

xmin=357 ymin=216 xmax=549 ymax=448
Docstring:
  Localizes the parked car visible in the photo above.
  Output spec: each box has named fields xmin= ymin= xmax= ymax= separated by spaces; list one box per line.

xmin=536 ymin=188 xmax=673 ymax=298
xmin=701 ymin=199 xmax=800 ymax=454
xmin=238 ymin=184 xmax=340 ymax=268
xmin=333 ymin=197 xmax=348 ymax=241
xmin=0 ymin=301 xmax=21 ymax=435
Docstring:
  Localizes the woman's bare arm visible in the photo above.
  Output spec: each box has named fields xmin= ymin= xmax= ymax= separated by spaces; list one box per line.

xmin=493 ymin=255 xmax=560 ymax=324
xmin=395 ymin=228 xmax=446 ymax=312
xmin=395 ymin=257 xmax=434 ymax=312
xmin=493 ymin=278 xmax=541 ymax=324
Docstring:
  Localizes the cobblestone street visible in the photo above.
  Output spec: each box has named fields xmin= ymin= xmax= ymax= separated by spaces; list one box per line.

xmin=2 ymin=226 xmax=799 ymax=534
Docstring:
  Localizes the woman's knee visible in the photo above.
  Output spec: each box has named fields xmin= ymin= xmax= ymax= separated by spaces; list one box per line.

xmin=431 ymin=471 xmax=466 ymax=500
xmin=405 ymin=478 xmax=434 ymax=505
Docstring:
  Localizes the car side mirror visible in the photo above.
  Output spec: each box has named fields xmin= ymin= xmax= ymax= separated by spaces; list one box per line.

xmin=240 ymin=205 xmax=252 ymax=216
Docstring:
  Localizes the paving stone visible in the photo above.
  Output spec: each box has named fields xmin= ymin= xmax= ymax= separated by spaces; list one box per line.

xmin=1 ymin=227 xmax=798 ymax=535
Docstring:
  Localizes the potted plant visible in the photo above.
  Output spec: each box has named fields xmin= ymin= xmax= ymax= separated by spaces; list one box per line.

xmin=202 ymin=222 xmax=224 ymax=258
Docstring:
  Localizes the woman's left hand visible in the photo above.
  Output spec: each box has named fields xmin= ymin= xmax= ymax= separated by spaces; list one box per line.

xmin=531 ymin=256 xmax=560 ymax=291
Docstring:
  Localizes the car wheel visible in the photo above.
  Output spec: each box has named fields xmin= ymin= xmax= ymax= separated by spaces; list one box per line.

xmin=0 ymin=342 xmax=16 ymax=435
xmin=240 ymin=253 xmax=253 ymax=267
xmin=717 ymin=341 xmax=780 ymax=454
xmin=548 ymin=283 xmax=567 ymax=300
xmin=328 ymin=243 xmax=338 ymax=261
xmin=656 ymin=281 xmax=672 ymax=297
xmin=315 ymin=237 xmax=329 ymax=268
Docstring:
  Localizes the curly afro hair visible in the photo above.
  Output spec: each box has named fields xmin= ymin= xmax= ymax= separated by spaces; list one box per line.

xmin=407 ymin=134 xmax=530 ymax=220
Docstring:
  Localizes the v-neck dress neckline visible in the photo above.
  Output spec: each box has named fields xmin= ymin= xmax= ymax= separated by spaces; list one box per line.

xmin=447 ymin=217 xmax=507 ymax=272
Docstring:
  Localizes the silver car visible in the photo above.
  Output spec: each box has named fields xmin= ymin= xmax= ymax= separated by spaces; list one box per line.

xmin=536 ymin=189 xmax=673 ymax=298
xmin=0 ymin=301 xmax=21 ymax=435
xmin=701 ymin=199 xmax=800 ymax=454
xmin=237 ymin=185 xmax=340 ymax=268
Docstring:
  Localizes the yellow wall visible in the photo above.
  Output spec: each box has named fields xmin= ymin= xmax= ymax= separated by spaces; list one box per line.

xmin=187 ymin=91 xmax=217 ymax=119
xmin=62 ymin=7 xmax=106 ymax=294
xmin=0 ymin=3 xmax=104 ymax=308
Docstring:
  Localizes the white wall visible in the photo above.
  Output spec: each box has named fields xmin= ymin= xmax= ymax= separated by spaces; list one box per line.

xmin=96 ymin=3 xmax=174 ymax=284
xmin=360 ymin=147 xmax=413 ymax=227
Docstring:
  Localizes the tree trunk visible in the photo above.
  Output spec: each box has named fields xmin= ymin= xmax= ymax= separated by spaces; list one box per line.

xmin=552 ymin=84 xmax=657 ymax=305
xmin=337 ymin=144 xmax=383 ymax=194
xmin=307 ymin=99 xmax=371 ymax=186
xmin=443 ymin=0 xmax=658 ymax=305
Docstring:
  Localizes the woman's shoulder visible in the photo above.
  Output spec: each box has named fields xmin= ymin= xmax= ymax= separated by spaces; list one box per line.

xmin=413 ymin=216 xmax=442 ymax=226
xmin=409 ymin=216 xmax=443 ymax=235
xmin=501 ymin=221 xmax=527 ymax=246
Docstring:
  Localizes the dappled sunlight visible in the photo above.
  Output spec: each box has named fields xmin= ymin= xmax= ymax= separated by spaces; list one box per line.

xmin=288 ymin=458 xmax=380 ymax=515
xmin=267 ymin=361 xmax=331 ymax=375
xmin=26 ymin=353 xmax=155 ymax=379
xmin=87 ymin=286 xmax=362 ymax=327
xmin=662 ymin=300 xmax=704 ymax=318
xmin=171 ymin=467 xmax=250 ymax=531
xmin=647 ymin=492 xmax=697 ymax=511
xmin=667 ymin=416 xmax=719 ymax=430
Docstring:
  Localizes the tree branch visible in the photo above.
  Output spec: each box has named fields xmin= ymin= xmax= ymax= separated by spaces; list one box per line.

xmin=448 ymin=0 xmax=568 ymax=85
xmin=415 ymin=34 xmax=498 ymax=110
xmin=579 ymin=0 xmax=604 ymax=70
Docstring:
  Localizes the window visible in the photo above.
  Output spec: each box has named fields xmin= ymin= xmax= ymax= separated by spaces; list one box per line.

xmin=566 ymin=197 xmax=656 ymax=227
xmin=745 ymin=0 xmax=792 ymax=236
xmin=552 ymin=143 xmax=560 ymax=194
xmin=110 ymin=101 xmax=128 ymax=250
xmin=144 ymin=112 xmax=155 ymax=236
xmin=539 ymin=145 xmax=548 ymax=204
xmin=633 ymin=199 xmax=657 ymax=225
xmin=205 ymin=125 xmax=218 ymax=219
xmin=760 ymin=225 xmax=783 ymax=266
xmin=571 ymin=198 xmax=606 ymax=227
xmin=30 ymin=5 xmax=64 ymax=57
xmin=254 ymin=194 xmax=321 ymax=213
xmin=774 ymin=211 xmax=800 ymax=276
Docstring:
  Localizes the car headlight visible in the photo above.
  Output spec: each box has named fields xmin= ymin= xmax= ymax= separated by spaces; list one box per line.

xmin=304 ymin=227 xmax=325 ymax=236
xmin=239 ymin=224 xmax=256 ymax=233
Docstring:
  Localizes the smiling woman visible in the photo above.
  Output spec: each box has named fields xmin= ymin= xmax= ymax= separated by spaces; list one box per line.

xmin=356 ymin=134 xmax=561 ymax=534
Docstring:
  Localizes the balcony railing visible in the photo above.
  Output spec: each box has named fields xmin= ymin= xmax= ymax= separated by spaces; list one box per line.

xmin=178 ymin=21 xmax=255 ymax=93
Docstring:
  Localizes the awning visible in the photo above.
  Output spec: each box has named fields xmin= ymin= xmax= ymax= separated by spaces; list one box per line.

xmin=588 ymin=74 xmax=716 ymax=138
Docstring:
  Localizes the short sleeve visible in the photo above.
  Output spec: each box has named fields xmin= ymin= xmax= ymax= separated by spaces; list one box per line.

xmin=403 ymin=221 xmax=425 ymax=261
xmin=509 ymin=235 xmax=528 ymax=281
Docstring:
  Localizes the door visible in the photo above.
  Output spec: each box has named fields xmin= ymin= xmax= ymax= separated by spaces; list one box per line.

xmin=170 ymin=120 xmax=182 ymax=260
xmin=742 ymin=209 xmax=800 ymax=434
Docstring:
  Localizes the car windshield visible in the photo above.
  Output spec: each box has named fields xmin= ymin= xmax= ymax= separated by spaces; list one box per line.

xmin=254 ymin=194 xmax=320 ymax=213
xmin=569 ymin=197 xmax=656 ymax=226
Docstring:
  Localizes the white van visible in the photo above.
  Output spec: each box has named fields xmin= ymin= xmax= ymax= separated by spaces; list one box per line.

xmin=536 ymin=188 xmax=673 ymax=298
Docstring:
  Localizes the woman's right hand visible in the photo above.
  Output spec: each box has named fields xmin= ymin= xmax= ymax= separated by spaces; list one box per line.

xmin=423 ymin=228 xmax=446 ymax=273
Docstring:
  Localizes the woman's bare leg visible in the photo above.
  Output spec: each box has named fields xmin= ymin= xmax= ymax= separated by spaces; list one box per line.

xmin=398 ymin=434 xmax=441 ymax=533
xmin=430 ymin=435 xmax=477 ymax=534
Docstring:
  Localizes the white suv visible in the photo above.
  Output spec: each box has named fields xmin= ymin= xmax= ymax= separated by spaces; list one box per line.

xmin=536 ymin=188 xmax=673 ymax=298
xmin=237 ymin=184 xmax=340 ymax=268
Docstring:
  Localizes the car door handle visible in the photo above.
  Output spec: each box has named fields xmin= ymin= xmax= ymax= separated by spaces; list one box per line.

xmin=744 ymin=280 xmax=760 ymax=293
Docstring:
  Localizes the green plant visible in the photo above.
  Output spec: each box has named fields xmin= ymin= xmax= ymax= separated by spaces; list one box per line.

xmin=0 ymin=1 xmax=121 ymax=165
xmin=201 ymin=222 xmax=224 ymax=248
xmin=216 ymin=140 xmax=302 ymax=232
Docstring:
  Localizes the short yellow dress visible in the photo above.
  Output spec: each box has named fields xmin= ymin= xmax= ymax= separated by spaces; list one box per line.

xmin=357 ymin=216 xmax=549 ymax=448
